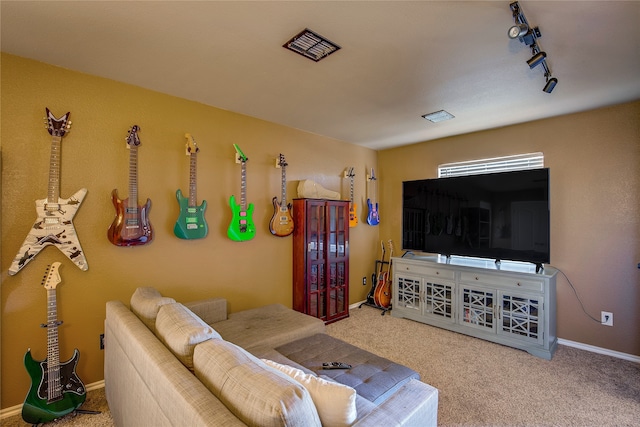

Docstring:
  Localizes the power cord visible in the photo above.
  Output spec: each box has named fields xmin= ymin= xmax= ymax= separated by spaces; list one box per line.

xmin=549 ymin=265 xmax=601 ymax=324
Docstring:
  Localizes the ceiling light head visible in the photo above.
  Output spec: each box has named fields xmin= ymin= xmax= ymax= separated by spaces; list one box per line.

xmin=543 ymin=77 xmax=558 ymax=93
xmin=527 ymin=51 xmax=547 ymax=69
xmin=508 ymin=23 xmax=529 ymax=39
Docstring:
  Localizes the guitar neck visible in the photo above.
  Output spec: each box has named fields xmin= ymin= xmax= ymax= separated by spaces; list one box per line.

xmin=280 ymin=165 xmax=287 ymax=206
xmin=46 ymin=287 xmax=62 ymax=400
xmin=350 ymin=176 xmax=354 ymax=203
xmin=188 ymin=151 xmax=198 ymax=207
xmin=240 ymin=161 xmax=247 ymax=211
xmin=128 ymin=144 xmax=139 ymax=209
xmin=48 ymin=136 xmax=62 ymax=203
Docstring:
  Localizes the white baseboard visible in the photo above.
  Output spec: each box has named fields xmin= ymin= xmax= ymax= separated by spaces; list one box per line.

xmin=557 ymin=338 xmax=640 ymax=363
xmin=352 ymin=301 xmax=639 ymax=363
xmin=0 ymin=380 xmax=105 ymax=420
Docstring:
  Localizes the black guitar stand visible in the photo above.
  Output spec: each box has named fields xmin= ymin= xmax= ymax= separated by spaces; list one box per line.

xmin=358 ymin=261 xmax=392 ymax=316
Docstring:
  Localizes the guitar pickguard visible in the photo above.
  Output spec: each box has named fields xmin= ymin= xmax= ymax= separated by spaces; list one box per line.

xmin=228 ymin=195 xmax=256 ymax=241
xmin=9 ymin=189 xmax=88 ymax=275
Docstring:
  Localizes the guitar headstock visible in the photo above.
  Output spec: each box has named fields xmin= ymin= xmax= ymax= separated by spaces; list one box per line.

xmin=41 ymin=262 xmax=62 ymax=290
xmin=388 ymin=239 xmax=394 ymax=257
xmin=126 ymin=125 xmax=141 ymax=147
xmin=278 ymin=153 xmax=288 ymax=168
xmin=369 ymin=168 xmax=377 ymax=181
xmin=185 ymin=133 xmax=199 ymax=155
xmin=45 ymin=108 xmax=71 ymax=138
xmin=233 ymin=144 xmax=248 ymax=163
xmin=346 ymin=167 xmax=355 ymax=178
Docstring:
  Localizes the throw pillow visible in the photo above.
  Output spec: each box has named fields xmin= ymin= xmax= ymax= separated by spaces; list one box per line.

xmin=130 ymin=287 xmax=175 ymax=332
xmin=262 ymin=359 xmax=357 ymax=426
xmin=155 ymin=303 xmax=220 ymax=370
xmin=194 ymin=339 xmax=321 ymax=427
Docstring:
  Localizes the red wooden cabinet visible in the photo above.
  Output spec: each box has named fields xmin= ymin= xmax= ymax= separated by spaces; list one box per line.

xmin=293 ymin=199 xmax=349 ymax=324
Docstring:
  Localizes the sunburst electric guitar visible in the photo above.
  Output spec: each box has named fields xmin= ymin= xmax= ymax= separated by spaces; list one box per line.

xmin=373 ymin=240 xmax=394 ymax=309
xmin=174 ymin=134 xmax=208 ymax=239
xmin=346 ymin=167 xmax=358 ymax=227
xmin=269 ymin=154 xmax=294 ymax=237
xmin=107 ymin=125 xmax=153 ymax=246
xmin=22 ymin=262 xmax=86 ymax=425
xmin=9 ymin=109 xmax=88 ymax=276
xmin=228 ymin=144 xmax=256 ymax=241
xmin=366 ymin=168 xmax=380 ymax=226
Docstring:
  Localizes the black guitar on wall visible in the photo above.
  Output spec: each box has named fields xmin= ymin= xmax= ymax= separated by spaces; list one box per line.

xmin=22 ymin=262 xmax=86 ymax=425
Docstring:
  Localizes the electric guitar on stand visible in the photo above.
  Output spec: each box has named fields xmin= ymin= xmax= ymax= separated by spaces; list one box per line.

xmin=107 ymin=125 xmax=153 ymax=246
xmin=346 ymin=167 xmax=358 ymax=227
xmin=366 ymin=168 xmax=380 ymax=226
xmin=9 ymin=109 xmax=88 ymax=275
xmin=174 ymin=134 xmax=208 ymax=239
xmin=228 ymin=144 xmax=256 ymax=241
xmin=22 ymin=262 xmax=86 ymax=425
xmin=269 ymin=154 xmax=294 ymax=237
xmin=373 ymin=240 xmax=394 ymax=309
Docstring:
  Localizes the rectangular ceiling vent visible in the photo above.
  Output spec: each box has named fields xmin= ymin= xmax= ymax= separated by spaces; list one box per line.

xmin=283 ymin=28 xmax=341 ymax=62
xmin=422 ymin=110 xmax=455 ymax=123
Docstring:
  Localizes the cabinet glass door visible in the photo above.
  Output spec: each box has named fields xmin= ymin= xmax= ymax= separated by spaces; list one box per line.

xmin=424 ymin=281 xmax=455 ymax=322
xmin=499 ymin=292 xmax=543 ymax=344
xmin=395 ymin=276 xmax=421 ymax=314
xmin=326 ymin=202 xmax=348 ymax=322
xmin=459 ymin=286 xmax=495 ymax=331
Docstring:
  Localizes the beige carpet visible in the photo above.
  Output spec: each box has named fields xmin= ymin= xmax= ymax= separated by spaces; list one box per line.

xmin=3 ymin=305 xmax=639 ymax=426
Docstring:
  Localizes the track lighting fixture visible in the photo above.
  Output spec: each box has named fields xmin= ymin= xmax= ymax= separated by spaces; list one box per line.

xmin=508 ymin=1 xmax=558 ymax=93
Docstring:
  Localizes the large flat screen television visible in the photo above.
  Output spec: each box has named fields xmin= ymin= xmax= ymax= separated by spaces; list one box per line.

xmin=402 ymin=168 xmax=550 ymax=266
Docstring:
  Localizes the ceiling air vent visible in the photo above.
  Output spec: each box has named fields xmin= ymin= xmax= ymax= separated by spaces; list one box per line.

xmin=422 ymin=110 xmax=455 ymax=123
xmin=283 ymin=28 xmax=341 ymax=62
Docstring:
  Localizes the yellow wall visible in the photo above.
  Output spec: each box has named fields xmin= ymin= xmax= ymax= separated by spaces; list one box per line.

xmin=2 ymin=53 xmax=639 ymax=410
xmin=379 ymin=101 xmax=640 ymax=356
xmin=0 ymin=54 xmax=379 ymax=408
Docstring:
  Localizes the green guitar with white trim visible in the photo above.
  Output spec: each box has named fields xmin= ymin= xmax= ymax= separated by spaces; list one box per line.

xmin=228 ymin=144 xmax=256 ymax=241
xmin=174 ymin=134 xmax=208 ymax=239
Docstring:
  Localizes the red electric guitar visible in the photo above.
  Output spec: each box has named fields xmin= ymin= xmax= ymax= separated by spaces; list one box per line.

xmin=107 ymin=125 xmax=153 ymax=246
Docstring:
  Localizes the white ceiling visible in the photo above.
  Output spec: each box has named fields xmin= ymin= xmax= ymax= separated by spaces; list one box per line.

xmin=2 ymin=1 xmax=639 ymax=150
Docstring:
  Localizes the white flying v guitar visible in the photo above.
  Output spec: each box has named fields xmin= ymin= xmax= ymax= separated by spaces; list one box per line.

xmin=9 ymin=109 xmax=88 ymax=275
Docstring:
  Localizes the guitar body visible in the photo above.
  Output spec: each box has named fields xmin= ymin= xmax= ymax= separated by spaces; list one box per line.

xmin=174 ymin=189 xmax=208 ymax=239
xmin=9 ymin=189 xmax=89 ymax=275
xmin=22 ymin=349 xmax=86 ymax=424
xmin=269 ymin=197 xmax=294 ymax=237
xmin=228 ymin=195 xmax=256 ymax=241
xmin=349 ymin=202 xmax=358 ymax=227
xmin=366 ymin=198 xmax=380 ymax=226
xmin=107 ymin=189 xmax=153 ymax=246
xmin=373 ymin=271 xmax=391 ymax=308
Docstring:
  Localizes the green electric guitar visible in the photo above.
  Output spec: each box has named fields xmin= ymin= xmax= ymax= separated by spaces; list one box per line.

xmin=174 ymin=134 xmax=208 ymax=239
xmin=228 ymin=144 xmax=256 ymax=241
xmin=22 ymin=262 xmax=86 ymax=425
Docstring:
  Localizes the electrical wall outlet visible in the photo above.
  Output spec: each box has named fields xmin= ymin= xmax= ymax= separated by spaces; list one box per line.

xmin=362 ymin=276 xmax=367 ymax=286
xmin=601 ymin=311 xmax=613 ymax=326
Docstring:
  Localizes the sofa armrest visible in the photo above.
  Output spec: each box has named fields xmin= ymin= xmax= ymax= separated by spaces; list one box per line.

xmin=352 ymin=379 xmax=438 ymax=427
xmin=183 ymin=298 xmax=228 ymax=325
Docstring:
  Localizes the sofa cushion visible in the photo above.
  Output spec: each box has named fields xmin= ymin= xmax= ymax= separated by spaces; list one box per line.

xmin=212 ymin=304 xmax=325 ymax=350
xmin=262 ymin=359 xmax=357 ymax=427
xmin=193 ymin=339 xmax=321 ymax=427
xmin=155 ymin=303 xmax=220 ymax=370
xmin=130 ymin=287 xmax=175 ymax=332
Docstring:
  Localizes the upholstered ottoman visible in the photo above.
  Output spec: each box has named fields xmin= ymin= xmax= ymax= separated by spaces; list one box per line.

xmin=273 ymin=333 xmax=420 ymax=405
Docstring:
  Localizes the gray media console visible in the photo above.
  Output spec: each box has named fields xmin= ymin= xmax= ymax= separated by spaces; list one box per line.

xmin=391 ymin=255 xmax=558 ymax=359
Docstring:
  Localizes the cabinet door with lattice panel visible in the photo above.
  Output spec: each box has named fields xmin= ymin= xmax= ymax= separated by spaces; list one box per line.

xmin=459 ymin=285 xmax=496 ymax=332
xmin=423 ymin=280 xmax=456 ymax=323
xmin=498 ymin=292 xmax=543 ymax=345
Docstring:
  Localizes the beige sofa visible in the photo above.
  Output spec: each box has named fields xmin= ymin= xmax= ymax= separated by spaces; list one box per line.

xmin=104 ymin=287 xmax=438 ymax=426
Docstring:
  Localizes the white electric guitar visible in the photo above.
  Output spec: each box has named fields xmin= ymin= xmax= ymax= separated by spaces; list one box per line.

xmin=9 ymin=109 xmax=88 ymax=275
